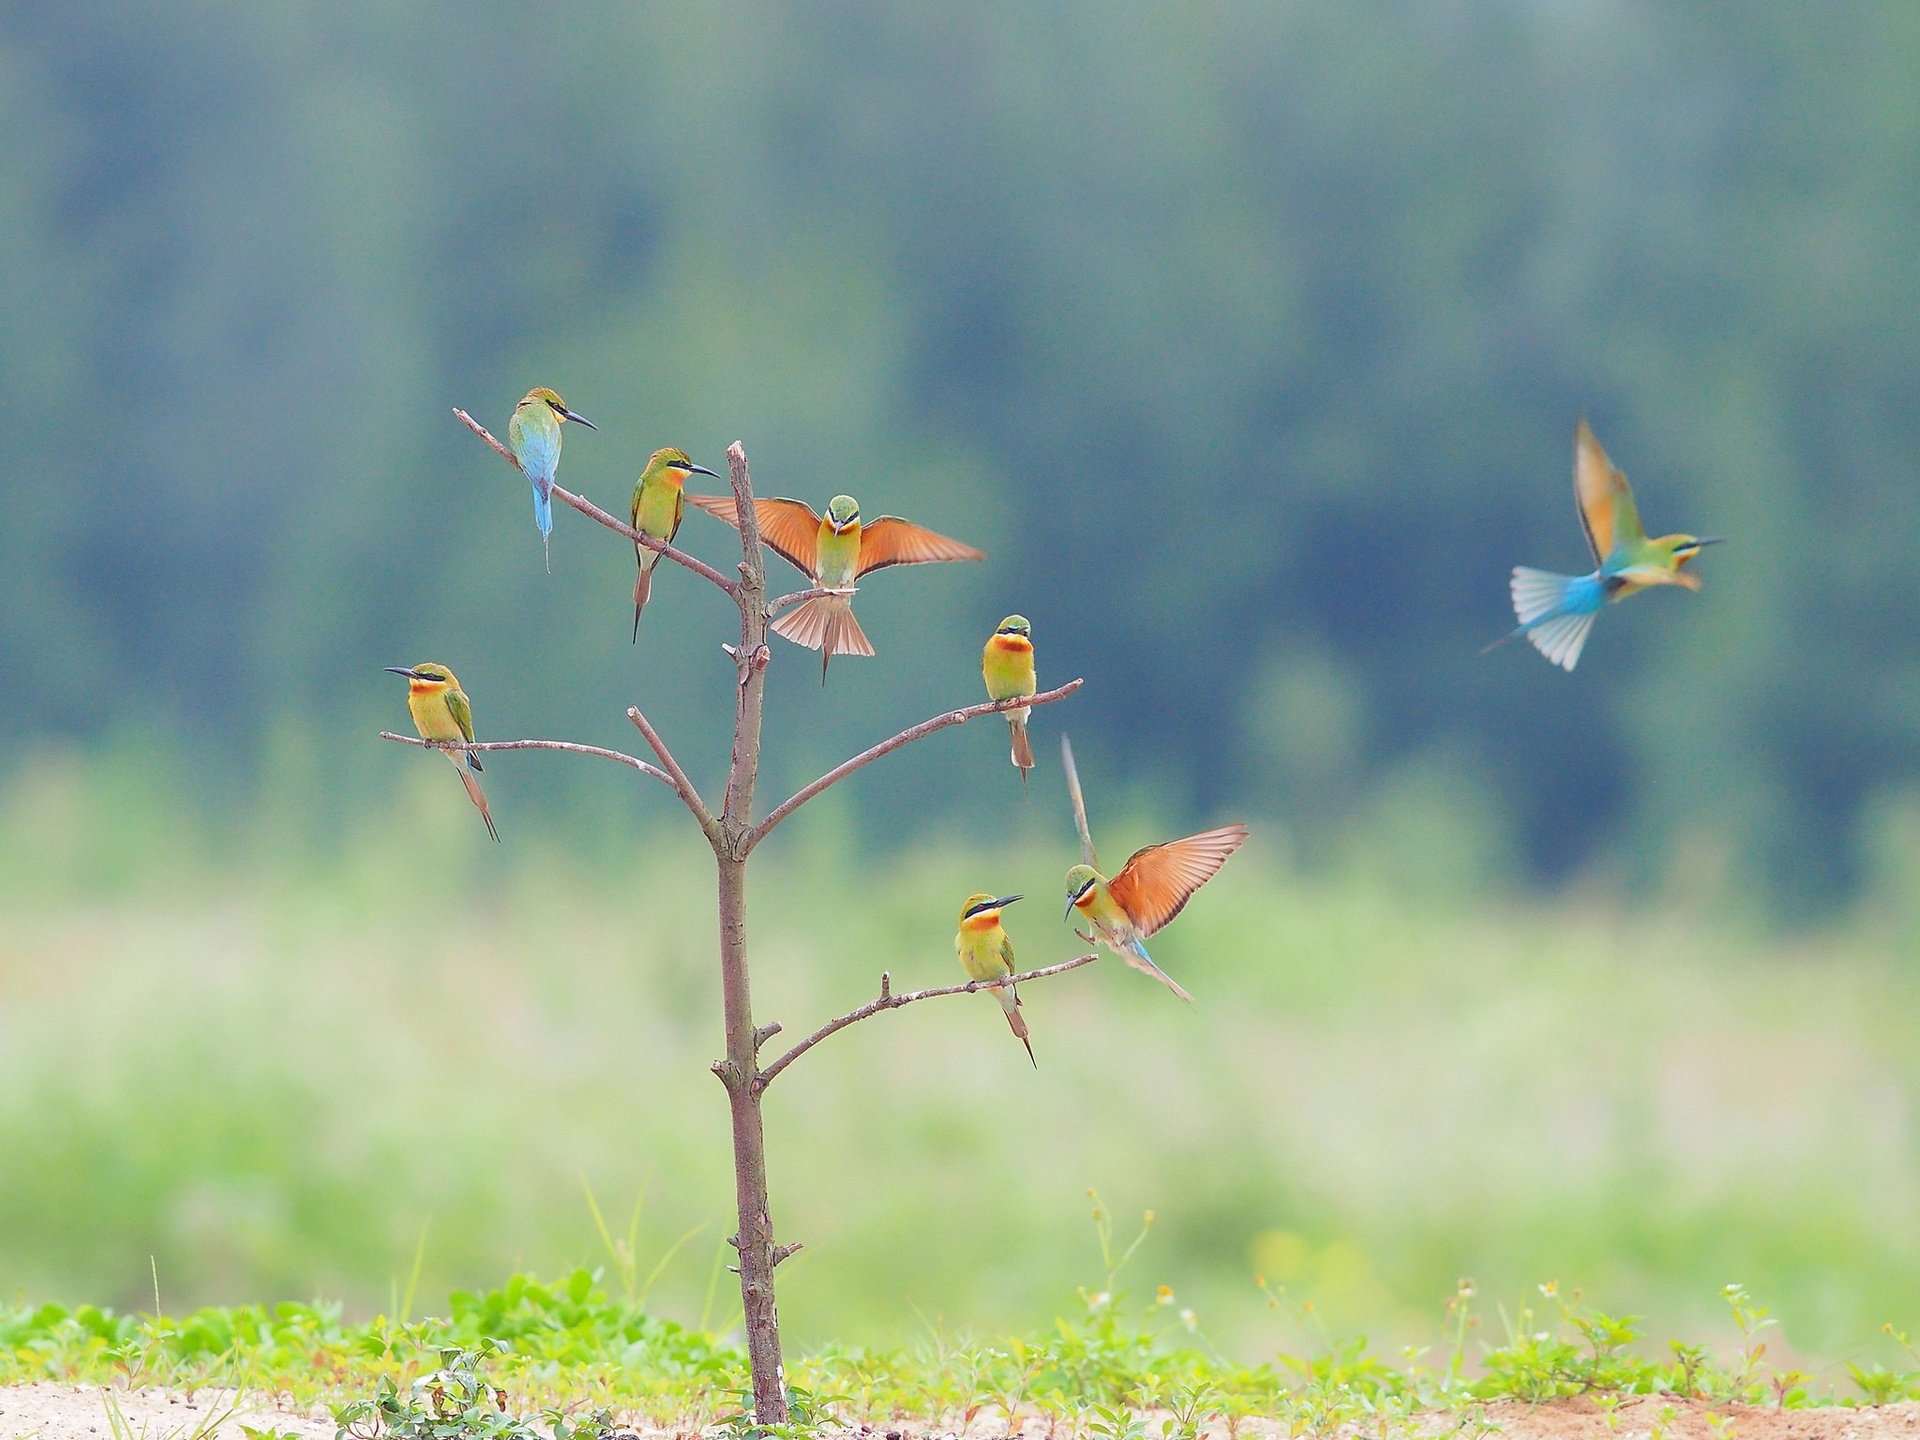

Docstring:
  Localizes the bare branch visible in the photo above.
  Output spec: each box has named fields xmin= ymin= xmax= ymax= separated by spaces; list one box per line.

xmin=754 ymin=953 xmax=1097 ymax=1092
xmin=744 ymin=677 xmax=1085 ymax=852
xmin=452 ymin=408 xmax=738 ymax=595
xmin=626 ymin=706 xmax=717 ymax=838
xmin=722 ymin=441 xmax=770 ymax=826
xmin=767 ymin=585 xmax=845 ymax=618
xmin=1060 ymin=732 xmax=1099 ymax=868
xmin=378 ymin=731 xmax=672 ymax=787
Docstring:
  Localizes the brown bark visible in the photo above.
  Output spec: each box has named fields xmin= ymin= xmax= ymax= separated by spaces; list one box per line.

xmin=711 ymin=441 xmax=789 ymax=1426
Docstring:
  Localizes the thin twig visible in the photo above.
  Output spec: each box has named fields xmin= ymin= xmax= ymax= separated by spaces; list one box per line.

xmin=378 ymin=731 xmax=672 ymax=787
xmin=1060 ymin=733 xmax=1099 ymax=868
xmin=766 ymin=586 xmax=847 ymax=618
xmin=754 ymin=953 xmax=1097 ymax=1092
xmin=452 ymin=408 xmax=738 ymax=595
xmin=744 ymin=678 xmax=1085 ymax=852
xmin=626 ymin=707 xmax=717 ymax=836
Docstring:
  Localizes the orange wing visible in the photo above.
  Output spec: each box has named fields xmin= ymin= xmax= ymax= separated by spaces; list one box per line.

xmin=855 ymin=516 xmax=986 ymax=577
xmin=686 ymin=495 xmax=823 ymax=578
xmin=1573 ymin=419 xmax=1645 ymax=564
xmin=1107 ymin=824 xmax=1249 ymax=938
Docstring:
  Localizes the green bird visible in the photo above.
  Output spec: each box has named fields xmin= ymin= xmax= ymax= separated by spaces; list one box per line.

xmin=385 ymin=662 xmax=498 ymax=842
xmin=505 ymin=386 xmax=595 ymax=572
xmin=982 ymin=614 xmax=1038 ymax=788
xmin=688 ymin=491 xmax=984 ymax=680
xmin=630 ymin=447 xmax=718 ymax=639
xmin=1496 ymin=418 xmax=1722 ymax=670
xmin=1059 ymin=736 xmax=1245 ymax=1002
xmin=955 ymin=892 xmax=1034 ymax=1066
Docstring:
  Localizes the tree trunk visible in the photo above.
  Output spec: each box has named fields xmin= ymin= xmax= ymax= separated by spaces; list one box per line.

xmin=715 ymin=853 xmax=787 ymax=1424
xmin=714 ymin=442 xmax=787 ymax=1425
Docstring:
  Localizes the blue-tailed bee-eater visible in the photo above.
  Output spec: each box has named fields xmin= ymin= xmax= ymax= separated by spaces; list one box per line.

xmin=688 ymin=492 xmax=984 ymax=680
xmin=1497 ymin=419 xmax=1721 ymax=671
xmin=506 ymin=387 xmax=595 ymax=571
xmin=630 ymin=447 xmax=718 ymax=639
xmin=982 ymin=615 xmax=1038 ymax=789
xmin=385 ymin=662 xmax=498 ymax=841
xmin=1064 ymin=830 xmax=1247 ymax=1002
xmin=955 ymin=893 xmax=1035 ymax=1066
xmin=1058 ymin=735 xmax=1245 ymax=1002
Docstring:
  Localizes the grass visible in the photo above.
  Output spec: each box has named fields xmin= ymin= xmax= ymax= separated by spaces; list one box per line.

xmin=7 ymin=1260 xmax=1920 ymax=1437
xmin=5 ymin=753 xmax=1920 ymax=1383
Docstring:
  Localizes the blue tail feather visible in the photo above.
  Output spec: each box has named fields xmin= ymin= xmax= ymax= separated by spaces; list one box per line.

xmin=1503 ymin=566 xmax=1603 ymax=671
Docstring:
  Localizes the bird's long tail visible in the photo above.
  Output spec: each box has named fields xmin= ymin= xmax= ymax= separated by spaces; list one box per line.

xmin=1485 ymin=567 xmax=1601 ymax=672
xmin=632 ymin=546 xmax=660 ymax=642
xmin=447 ymin=751 xmax=500 ymax=842
xmin=770 ymin=594 xmax=875 ymax=683
xmin=998 ymin=981 xmax=1036 ymax=1067
xmin=531 ymin=483 xmax=553 ymax=574
xmin=1121 ymin=936 xmax=1193 ymax=1003
xmin=1008 ymin=709 xmax=1034 ymax=791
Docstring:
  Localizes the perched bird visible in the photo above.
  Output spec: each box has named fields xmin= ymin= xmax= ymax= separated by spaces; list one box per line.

xmin=982 ymin=614 xmax=1038 ymax=788
xmin=629 ymin=447 xmax=718 ymax=639
xmin=954 ymin=892 xmax=1035 ymax=1067
xmin=1497 ymin=419 xmax=1722 ymax=671
xmin=385 ymin=663 xmax=499 ymax=842
xmin=506 ymin=387 xmax=596 ymax=571
xmin=1058 ymin=735 xmax=1245 ymax=1001
xmin=688 ymin=492 xmax=984 ymax=680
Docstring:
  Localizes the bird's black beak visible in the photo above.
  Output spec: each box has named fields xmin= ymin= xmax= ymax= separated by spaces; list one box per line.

xmin=563 ymin=410 xmax=597 ymax=430
xmin=687 ymin=463 xmax=719 ymax=477
xmin=991 ymin=894 xmax=1025 ymax=911
xmin=1694 ymin=536 xmax=1726 ymax=548
xmin=384 ymin=666 xmax=419 ymax=679
xmin=1062 ymin=897 xmax=1076 ymax=922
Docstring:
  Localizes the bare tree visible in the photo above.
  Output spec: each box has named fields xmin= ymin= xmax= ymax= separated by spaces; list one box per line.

xmin=378 ymin=417 xmax=1085 ymax=1423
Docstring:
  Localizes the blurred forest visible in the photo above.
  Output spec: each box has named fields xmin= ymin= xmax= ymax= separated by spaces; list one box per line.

xmin=4 ymin=1 xmax=1920 ymax=902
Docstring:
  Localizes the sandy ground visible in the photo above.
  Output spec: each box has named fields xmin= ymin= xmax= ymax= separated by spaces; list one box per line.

xmin=7 ymin=1389 xmax=1920 ymax=1440
xmin=0 ymin=1385 xmax=334 ymax=1440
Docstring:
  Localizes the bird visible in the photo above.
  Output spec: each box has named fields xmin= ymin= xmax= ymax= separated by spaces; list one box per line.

xmin=506 ymin=387 xmax=596 ymax=571
xmin=982 ymin=614 xmax=1038 ymax=789
xmin=385 ymin=662 xmax=499 ymax=842
xmin=1496 ymin=418 xmax=1722 ymax=671
xmin=630 ymin=448 xmax=718 ymax=639
xmin=1058 ymin=735 xmax=1245 ymax=1001
xmin=954 ymin=892 xmax=1035 ymax=1067
xmin=687 ymin=492 xmax=984 ymax=680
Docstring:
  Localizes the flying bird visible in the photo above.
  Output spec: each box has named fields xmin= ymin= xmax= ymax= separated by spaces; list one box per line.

xmin=954 ymin=892 xmax=1035 ymax=1066
xmin=1497 ymin=419 xmax=1721 ymax=671
xmin=629 ymin=447 xmax=718 ymax=638
xmin=1058 ymin=736 xmax=1246 ymax=1001
xmin=385 ymin=662 xmax=499 ymax=842
xmin=506 ymin=386 xmax=595 ymax=571
xmin=688 ymin=492 xmax=984 ymax=679
xmin=982 ymin=614 xmax=1038 ymax=788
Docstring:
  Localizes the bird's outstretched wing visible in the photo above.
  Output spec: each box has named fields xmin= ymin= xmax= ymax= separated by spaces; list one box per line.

xmin=855 ymin=517 xmax=985 ymax=576
xmin=1573 ymin=419 xmax=1645 ymax=564
xmin=1060 ymin=734 xmax=1098 ymax=869
xmin=1108 ymin=825 xmax=1249 ymax=938
xmin=687 ymin=495 xmax=823 ymax=577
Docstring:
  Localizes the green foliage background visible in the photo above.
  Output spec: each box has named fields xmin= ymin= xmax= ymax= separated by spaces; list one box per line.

xmin=6 ymin=0 xmax=1920 ymax=1374
xmin=5 ymin=3 xmax=1920 ymax=892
